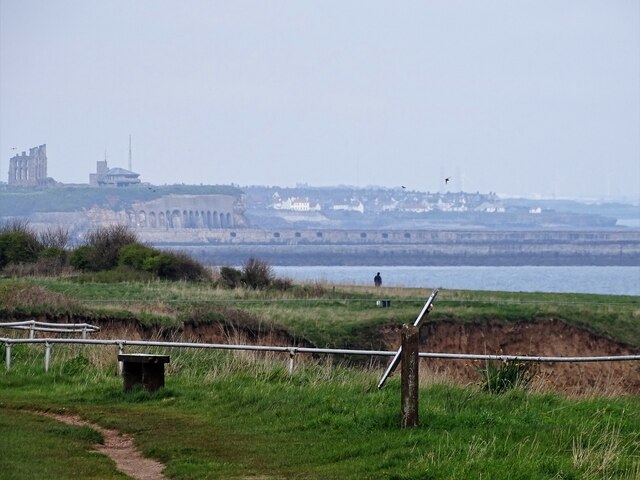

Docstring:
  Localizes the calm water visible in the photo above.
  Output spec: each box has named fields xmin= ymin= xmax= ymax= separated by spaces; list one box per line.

xmin=272 ymin=266 xmax=640 ymax=296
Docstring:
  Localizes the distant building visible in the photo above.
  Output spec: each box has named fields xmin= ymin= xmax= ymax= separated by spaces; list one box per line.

xmin=333 ymin=200 xmax=364 ymax=213
xmin=90 ymin=159 xmax=141 ymax=187
xmin=475 ymin=202 xmax=505 ymax=213
xmin=8 ymin=144 xmax=52 ymax=187
xmin=273 ymin=196 xmax=320 ymax=212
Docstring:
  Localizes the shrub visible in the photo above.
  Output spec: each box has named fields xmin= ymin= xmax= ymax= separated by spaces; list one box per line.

xmin=479 ymin=360 xmax=534 ymax=394
xmin=82 ymin=225 xmax=138 ymax=271
xmin=0 ymin=231 xmax=43 ymax=268
xmin=118 ymin=243 xmax=157 ymax=270
xmin=0 ymin=218 xmax=32 ymax=234
xmin=69 ymin=246 xmax=97 ymax=271
xmin=38 ymin=226 xmax=70 ymax=249
xmin=241 ymin=257 xmax=273 ymax=289
xmin=3 ymin=246 xmax=72 ymax=277
xmin=0 ymin=221 xmax=72 ymax=273
xmin=40 ymin=246 xmax=67 ymax=263
xmin=270 ymin=277 xmax=293 ymax=291
xmin=219 ymin=266 xmax=242 ymax=288
xmin=143 ymin=252 xmax=209 ymax=281
xmin=73 ymin=267 xmax=156 ymax=283
xmin=143 ymin=253 xmax=174 ymax=277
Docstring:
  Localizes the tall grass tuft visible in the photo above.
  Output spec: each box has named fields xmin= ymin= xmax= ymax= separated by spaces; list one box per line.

xmin=479 ymin=360 xmax=534 ymax=394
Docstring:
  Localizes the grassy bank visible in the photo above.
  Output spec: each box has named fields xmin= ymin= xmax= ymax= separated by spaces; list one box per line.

xmin=1 ymin=277 xmax=639 ymax=350
xmin=1 ymin=345 xmax=639 ymax=479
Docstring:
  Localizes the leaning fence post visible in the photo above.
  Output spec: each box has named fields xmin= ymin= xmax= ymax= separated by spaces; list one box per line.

xmin=401 ymin=324 xmax=420 ymax=429
xmin=5 ymin=343 xmax=11 ymax=370
xmin=44 ymin=342 xmax=52 ymax=373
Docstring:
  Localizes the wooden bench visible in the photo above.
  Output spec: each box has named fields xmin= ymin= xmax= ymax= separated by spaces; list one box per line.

xmin=118 ymin=354 xmax=170 ymax=392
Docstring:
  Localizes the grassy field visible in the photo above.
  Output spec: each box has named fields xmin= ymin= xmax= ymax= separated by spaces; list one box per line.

xmin=1 ymin=277 xmax=639 ymax=478
xmin=1 ymin=344 xmax=639 ymax=480
xmin=1 ymin=277 xmax=639 ymax=350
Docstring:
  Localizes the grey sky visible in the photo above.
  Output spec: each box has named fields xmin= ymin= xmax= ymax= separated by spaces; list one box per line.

xmin=1 ymin=1 xmax=638 ymax=201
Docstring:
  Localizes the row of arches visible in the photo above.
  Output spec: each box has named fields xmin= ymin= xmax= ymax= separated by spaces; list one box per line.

xmin=134 ymin=209 xmax=234 ymax=229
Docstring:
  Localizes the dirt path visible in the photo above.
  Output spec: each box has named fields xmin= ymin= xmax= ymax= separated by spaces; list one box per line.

xmin=41 ymin=412 xmax=167 ymax=480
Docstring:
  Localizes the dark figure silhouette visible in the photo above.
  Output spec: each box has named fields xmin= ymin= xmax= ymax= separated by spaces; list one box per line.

xmin=374 ymin=272 xmax=382 ymax=287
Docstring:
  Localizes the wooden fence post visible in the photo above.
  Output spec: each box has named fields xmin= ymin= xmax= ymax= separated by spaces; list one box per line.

xmin=401 ymin=324 xmax=420 ymax=429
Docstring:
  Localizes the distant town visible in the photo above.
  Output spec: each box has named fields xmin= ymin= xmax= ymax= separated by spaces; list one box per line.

xmin=2 ymin=143 xmax=639 ymax=266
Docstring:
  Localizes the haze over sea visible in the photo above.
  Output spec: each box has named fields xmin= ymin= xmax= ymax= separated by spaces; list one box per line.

xmin=272 ymin=266 xmax=640 ymax=296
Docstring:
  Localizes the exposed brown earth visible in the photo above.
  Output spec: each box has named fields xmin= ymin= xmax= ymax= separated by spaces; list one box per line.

xmin=381 ymin=319 xmax=640 ymax=396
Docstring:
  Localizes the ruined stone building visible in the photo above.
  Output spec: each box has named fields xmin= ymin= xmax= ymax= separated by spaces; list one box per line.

xmin=8 ymin=144 xmax=49 ymax=187
xmin=90 ymin=159 xmax=141 ymax=187
xmin=130 ymin=195 xmax=241 ymax=229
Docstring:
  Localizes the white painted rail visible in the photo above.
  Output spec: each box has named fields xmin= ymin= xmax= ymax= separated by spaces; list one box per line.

xmin=1 ymin=337 xmax=639 ymax=374
xmin=0 ymin=320 xmax=100 ymax=339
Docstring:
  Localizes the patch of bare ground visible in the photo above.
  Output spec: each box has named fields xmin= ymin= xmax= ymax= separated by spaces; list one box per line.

xmin=40 ymin=412 xmax=167 ymax=480
xmin=381 ymin=319 xmax=640 ymax=396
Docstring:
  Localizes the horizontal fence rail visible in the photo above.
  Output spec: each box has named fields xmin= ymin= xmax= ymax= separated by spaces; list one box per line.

xmin=0 ymin=321 xmax=100 ymax=339
xmin=2 ymin=337 xmax=639 ymax=374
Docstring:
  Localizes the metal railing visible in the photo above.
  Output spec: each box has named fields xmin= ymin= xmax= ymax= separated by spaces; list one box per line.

xmin=0 ymin=321 xmax=100 ymax=339
xmin=2 ymin=336 xmax=639 ymax=374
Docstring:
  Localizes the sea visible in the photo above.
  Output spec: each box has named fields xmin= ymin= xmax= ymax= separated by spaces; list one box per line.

xmin=271 ymin=266 xmax=640 ymax=296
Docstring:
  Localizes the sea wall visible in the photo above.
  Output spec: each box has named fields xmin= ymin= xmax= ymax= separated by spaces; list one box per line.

xmin=139 ymin=228 xmax=640 ymax=266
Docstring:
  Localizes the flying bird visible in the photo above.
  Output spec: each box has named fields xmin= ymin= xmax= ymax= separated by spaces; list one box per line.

xmin=445 ymin=177 xmax=451 ymax=184
xmin=401 ymin=185 xmax=406 ymax=189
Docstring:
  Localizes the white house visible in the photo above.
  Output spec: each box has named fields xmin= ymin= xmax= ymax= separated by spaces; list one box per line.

xmin=333 ymin=200 xmax=364 ymax=213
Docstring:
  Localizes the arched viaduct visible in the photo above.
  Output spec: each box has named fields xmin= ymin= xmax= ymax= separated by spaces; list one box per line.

xmin=130 ymin=194 xmax=241 ymax=229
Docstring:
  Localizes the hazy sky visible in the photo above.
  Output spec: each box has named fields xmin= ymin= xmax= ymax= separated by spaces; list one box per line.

xmin=1 ymin=1 xmax=638 ymax=201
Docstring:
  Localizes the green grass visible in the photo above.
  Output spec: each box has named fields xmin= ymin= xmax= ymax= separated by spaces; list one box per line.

xmin=0 ymin=408 xmax=128 ymax=479
xmin=1 ymin=277 xmax=639 ymax=349
xmin=0 ymin=345 xmax=639 ymax=479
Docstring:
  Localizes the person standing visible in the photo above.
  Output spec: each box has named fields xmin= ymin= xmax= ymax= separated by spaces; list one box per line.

xmin=374 ymin=272 xmax=382 ymax=287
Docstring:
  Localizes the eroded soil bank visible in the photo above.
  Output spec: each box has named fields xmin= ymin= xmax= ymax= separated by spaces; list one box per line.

xmin=381 ymin=319 xmax=640 ymax=396
xmin=4 ymin=314 xmax=638 ymax=395
xmin=97 ymin=317 xmax=639 ymax=396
